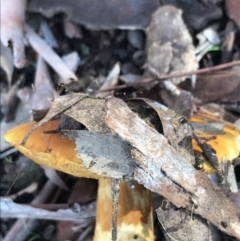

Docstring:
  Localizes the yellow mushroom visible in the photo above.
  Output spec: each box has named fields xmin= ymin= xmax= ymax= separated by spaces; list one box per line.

xmin=5 ymin=111 xmax=239 ymax=239
xmin=191 ymin=114 xmax=240 ymax=173
xmin=4 ymin=119 xmax=154 ymax=241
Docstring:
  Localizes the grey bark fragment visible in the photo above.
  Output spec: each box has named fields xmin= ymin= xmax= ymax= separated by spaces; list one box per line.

xmin=62 ymin=130 xmax=135 ymax=179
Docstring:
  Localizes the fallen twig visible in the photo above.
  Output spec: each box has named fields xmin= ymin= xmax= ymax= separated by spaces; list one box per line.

xmin=99 ymin=60 xmax=240 ymax=92
xmin=2 ymin=180 xmax=55 ymax=241
xmin=1 ymin=197 xmax=95 ymax=221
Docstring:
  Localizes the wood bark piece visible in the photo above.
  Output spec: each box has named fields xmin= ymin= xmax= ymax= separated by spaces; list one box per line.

xmin=63 ymin=130 xmax=135 ymax=180
xmin=141 ymin=98 xmax=210 ymax=240
xmin=104 ymin=96 xmax=240 ymax=239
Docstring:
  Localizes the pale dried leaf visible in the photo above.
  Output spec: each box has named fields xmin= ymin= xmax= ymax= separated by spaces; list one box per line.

xmin=0 ymin=0 xmax=26 ymax=68
xmin=141 ymin=98 xmax=196 ymax=166
xmin=40 ymin=20 xmax=59 ymax=48
xmin=235 ymin=118 xmax=240 ymax=129
xmin=140 ymin=98 xmax=178 ymax=149
xmin=31 ymin=56 xmax=56 ymax=111
xmin=21 ymin=94 xmax=111 ymax=146
xmin=96 ymin=62 xmax=120 ymax=98
xmin=62 ymin=52 xmax=81 ymax=73
xmin=25 ymin=25 xmax=78 ymax=84
xmin=146 ymin=97 xmax=210 ymax=241
xmin=0 ymin=42 xmax=14 ymax=85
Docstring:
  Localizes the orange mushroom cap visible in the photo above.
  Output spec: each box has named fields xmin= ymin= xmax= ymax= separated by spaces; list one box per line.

xmin=4 ymin=119 xmax=154 ymax=241
xmin=191 ymin=114 xmax=240 ymax=173
xmin=5 ymin=114 xmax=240 ymax=175
xmin=4 ymin=119 xmax=100 ymax=179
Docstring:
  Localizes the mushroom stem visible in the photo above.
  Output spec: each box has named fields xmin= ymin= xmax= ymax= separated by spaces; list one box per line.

xmin=94 ymin=178 xmax=154 ymax=241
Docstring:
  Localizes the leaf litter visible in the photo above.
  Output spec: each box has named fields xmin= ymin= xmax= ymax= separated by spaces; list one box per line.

xmin=1 ymin=1 xmax=240 ymax=241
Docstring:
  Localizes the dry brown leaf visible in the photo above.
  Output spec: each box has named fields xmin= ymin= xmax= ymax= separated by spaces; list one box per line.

xmin=193 ymin=69 xmax=240 ymax=102
xmin=21 ymin=94 xmax=110 ymax=145
xmin=146 ymin=6 xmax=198 ymax=85
xmin=20 ymin=93 xmax=87 ymax=140
xmin=27 ymin=0 xmax=222 ymax=30
xmin=226 ymin=0 xmax=240 ymax=26
xmin=27 ymin=0 xmax=159 ymax=30
xmin=64 ymin=97 xmax=110 ymax=134
xmin=156 ymin=207 xmax=209 ymax=240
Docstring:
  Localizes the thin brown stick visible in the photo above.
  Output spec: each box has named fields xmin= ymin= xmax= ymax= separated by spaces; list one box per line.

xmin=98 ymin=60 xmax=240 ymax=92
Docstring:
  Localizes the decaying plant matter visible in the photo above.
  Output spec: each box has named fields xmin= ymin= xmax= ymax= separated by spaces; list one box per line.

xmin=146 ymin=6 xmax=198 ymax=86
xmin=5 ymin=94 xmax=240 ymax=240
xmin=105 ymin=96 xmax=240 ymax=238
xmin=2 ymin=1 xmax=240 ymax=240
